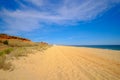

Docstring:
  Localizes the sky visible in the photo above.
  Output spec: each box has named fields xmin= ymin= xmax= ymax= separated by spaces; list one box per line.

xmin=0 ymin=0 xmax=120 ymax=45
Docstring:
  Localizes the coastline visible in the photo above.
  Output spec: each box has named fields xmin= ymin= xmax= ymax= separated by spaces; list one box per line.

xmin=0 ymin=45 xmax=120 ymax=80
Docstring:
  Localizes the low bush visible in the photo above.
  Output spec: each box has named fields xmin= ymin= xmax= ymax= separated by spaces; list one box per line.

xmin=0 ymin=48 xmax=13 ymax=56
xmin=3 ymin=40 xmax=8 ymax=45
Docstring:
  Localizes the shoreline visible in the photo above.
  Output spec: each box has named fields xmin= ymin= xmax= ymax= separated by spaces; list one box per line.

xmin=63 ymin=45 xmax=120 ymax=51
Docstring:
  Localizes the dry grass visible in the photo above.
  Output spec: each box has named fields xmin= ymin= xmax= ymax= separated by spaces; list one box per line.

xmin=6 ymin=39 xmax=36 ymax=47
xmin=0 ymin=40 xmax=51 ymax=70
xmin=0 ymin=48 xmax=13 ymax=70
xmin=0 ymin=55 xmax=12 ymax=70
xmin=0 ymin=39 xmax=37 ymax=47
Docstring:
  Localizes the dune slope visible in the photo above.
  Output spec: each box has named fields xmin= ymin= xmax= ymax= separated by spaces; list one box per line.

xmin=0 ymin=46 xmax=120 ymax=80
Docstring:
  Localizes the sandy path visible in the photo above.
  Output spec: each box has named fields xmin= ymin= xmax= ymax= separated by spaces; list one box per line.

xmin=0 ymin=46 xmax=120 ymax=80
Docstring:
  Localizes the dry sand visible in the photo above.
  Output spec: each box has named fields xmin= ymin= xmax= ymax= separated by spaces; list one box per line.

xmin=0 ymin=46 xmax=120 ymax=80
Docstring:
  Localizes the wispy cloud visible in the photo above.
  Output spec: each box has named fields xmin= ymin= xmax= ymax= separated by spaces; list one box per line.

xmin=0 ymin=0 xmax=120 ymax=33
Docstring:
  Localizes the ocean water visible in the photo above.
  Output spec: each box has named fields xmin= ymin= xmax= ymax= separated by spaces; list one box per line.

xmin=71 ymin=45 xmax=120 ymax=51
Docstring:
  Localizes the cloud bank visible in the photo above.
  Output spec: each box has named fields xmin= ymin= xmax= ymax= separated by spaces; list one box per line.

xmin=0 ymin=0 xmax=120 ymax=33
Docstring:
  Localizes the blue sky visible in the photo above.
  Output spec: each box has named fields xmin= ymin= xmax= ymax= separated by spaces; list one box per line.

xmin=0 ymin=0 xmax=120 ymax=45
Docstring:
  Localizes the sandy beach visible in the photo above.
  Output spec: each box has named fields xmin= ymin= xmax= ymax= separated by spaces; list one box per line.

xmin=0 ymin=45 xmax=120 ymax=80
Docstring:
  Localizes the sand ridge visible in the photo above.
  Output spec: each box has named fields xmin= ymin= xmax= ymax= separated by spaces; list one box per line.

xmin=0 ymin=46 xmax=120 ymax=80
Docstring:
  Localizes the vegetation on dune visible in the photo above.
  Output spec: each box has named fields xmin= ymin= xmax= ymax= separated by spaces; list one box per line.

xmin=0 ymin=48 xmax=13 ymax=56
xmin=0 ymin=33 xmax=51 ymax=71
xmin=0 ymin=55 xmax=12 ymax=70
xmin=3 ymin=40 xmax=9 ymax=45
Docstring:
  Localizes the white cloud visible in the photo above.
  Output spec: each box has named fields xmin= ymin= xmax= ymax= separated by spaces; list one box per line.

xmin=24 ymin=0 xmax=44 ymax=7
xmin=1 ymin=0 xmax=120 ymax=33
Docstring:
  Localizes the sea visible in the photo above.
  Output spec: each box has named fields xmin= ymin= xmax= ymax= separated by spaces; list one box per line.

xmin=70 ymin=45 xmax=120 ymax=51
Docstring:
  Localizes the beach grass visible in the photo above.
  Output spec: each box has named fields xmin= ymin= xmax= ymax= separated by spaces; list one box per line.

xmin=0 ymin=39 xmax=50 ymax=70
xmin=0 ymin=48 xmax=13 ymax=56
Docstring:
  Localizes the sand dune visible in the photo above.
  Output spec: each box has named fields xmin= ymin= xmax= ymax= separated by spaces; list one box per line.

xmin=0 ymin=46 xmax=120 ymax=80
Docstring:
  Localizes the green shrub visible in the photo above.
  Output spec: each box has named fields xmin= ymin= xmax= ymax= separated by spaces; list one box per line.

xmin=3 ymin=40 xmax=8 ymax=45
xmin=4 ymin=48 xmax=13 ymax=54
xmin=0 ymin=48 xmax=13 ymax=56
xmin=0 ymin=51 xmax=5 ymax=56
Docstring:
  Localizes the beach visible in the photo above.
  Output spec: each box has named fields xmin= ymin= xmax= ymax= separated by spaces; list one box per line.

xmin=0 ymin=45 xmax=120 ymax=80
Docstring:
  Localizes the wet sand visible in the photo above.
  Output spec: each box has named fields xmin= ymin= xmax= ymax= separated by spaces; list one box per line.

xmin=0 ymin=46 xmax=120 ymax=80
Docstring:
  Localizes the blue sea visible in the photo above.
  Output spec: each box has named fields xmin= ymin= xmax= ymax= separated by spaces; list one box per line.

xmin=70 ymin=45 xmax=120 ymax=51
